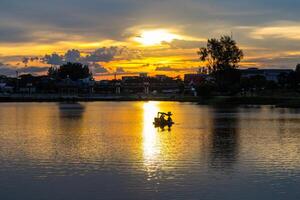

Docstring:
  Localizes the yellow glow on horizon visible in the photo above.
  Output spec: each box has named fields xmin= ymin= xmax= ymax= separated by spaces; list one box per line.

xmin=134 ymin=29 xmax=181 ymax=46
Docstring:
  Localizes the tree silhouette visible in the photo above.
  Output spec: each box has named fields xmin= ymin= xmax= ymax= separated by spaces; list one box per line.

xmin=48 ymin=62 xmax=91 ymax=81
xmin=198 ymin=35 xmax=243 ymax=72
xmin=198 ymin=36 xmax=243 ymax=93
xmin=287 ymin=64 xmax=300 ymax=89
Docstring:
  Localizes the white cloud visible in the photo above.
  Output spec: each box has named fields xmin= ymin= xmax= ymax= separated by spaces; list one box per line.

xmin=250 ymin=21 xmax=300 ymax=40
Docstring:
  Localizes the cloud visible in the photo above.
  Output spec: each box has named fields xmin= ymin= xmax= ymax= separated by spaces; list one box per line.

xmin=95 ymin=66 xmax=140 ymax=77
xmin=0 ymin=66 xmax=18 ymax=76
xmin=42 ymin=53 xmax=64 ymax=65
xmin=40 ymin=46 xmax=139 ymax=66
xmin=116 ymin=67 xmax=126 ymax=73
xmin=2 ymin=0 xmax=300 ymax=70
xmin=162 ymin=39 xmax=205 ymax=49
xmin=90 ymin=63 xmax=109 ymax=74
xmin=115 ymin=67 xmax=138 ymax=75
xmin=117 ymin=48 xmax=143 ymax=60
xmin=84 ymin=47 xmax=124 ymax=63
xmin=1 ymin=0 xmax=294 ymax=45
xmin=0 ymin=64 xmax=49 ymax=76
xmin=155 ymin=66 xmax=181 ymax=72
xmin=250 ymin=23 xmax=300 ymax=40
xmin=155 ymin=65 xmax=199 ymax=72
xmin=21 ymin=56 xmax=39 ymax=66
xmin=0 ymin=0 xmax=140 ymax=44
xmin=0 ymin=24 xmax=33 ymax=43
xmin=244 ymin=54 xmax=300 ymax=68
xmin=65 ymin=49 xmax=81 ymax=63
xmin=19 ymin=66 xmax=49 ymax=74
xmin=22 ymin=57 xmax=30 ymax=66
xmin=93 ymin=67 xmax=109 ymax=74
xmin=41 ymin=50 xmax=81 ymax=65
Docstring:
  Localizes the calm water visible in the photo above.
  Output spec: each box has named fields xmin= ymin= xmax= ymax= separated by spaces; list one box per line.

xmin=0 ymin=102 xmax=300 ymax=200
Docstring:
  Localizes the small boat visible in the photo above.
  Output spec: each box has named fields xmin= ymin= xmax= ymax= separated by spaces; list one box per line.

xmin=153 ymin=112 xmax=174 ymax=127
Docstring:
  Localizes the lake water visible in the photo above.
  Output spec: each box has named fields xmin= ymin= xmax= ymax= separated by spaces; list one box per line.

xmin=0 ymin=102 xmax=300 ymax=200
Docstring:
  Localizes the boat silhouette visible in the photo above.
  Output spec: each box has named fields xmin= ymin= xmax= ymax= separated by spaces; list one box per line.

xmin=153 ymin=112 xmax=174 ymax=127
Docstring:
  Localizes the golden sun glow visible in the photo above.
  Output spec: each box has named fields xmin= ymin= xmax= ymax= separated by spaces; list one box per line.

xmin=134 ymin=29 xmax=181 ymax=46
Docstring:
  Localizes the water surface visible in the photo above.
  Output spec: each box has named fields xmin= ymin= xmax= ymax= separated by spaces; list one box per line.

xmin=0 ymin=102 xmax=300 ymax=200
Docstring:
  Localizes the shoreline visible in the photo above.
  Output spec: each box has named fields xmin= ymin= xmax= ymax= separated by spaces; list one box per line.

xmin=0 ymin=94 xmax=299 ymax=108
xmin=0 ymin=94 xmax=200 ymax=103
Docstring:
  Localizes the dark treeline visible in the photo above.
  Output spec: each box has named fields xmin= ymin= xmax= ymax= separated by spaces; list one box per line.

xmin=195 ymin=35 xmax=300 ymax=97
xmin=48 ymin=63 xmax=91 ymax=81
xmin=0 ymin=63 xmax=94 ymax=94
xmin=0 ymin=62 xmax=183 ymax=95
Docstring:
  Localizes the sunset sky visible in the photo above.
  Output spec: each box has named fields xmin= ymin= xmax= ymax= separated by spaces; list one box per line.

xmin=1 ymin=0 xmax=300 ymax=79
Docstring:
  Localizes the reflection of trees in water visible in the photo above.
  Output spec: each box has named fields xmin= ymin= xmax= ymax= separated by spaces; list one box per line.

xmin=57 ymin=102 xmax=86 ymax=148
xmin=209 ymin=107 xmax=240 ymax=170
xmin=276 ymin=108 xmax=300 ymax=138
xmin=58 ymin=102 xmax=85 ymax=118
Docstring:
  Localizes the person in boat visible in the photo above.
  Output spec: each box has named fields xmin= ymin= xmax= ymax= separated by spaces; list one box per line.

xmin=166 ymin=112 xmax=173 ymax=123
xmin=159 ymin=113 xmax=166 ymax=122
xmin=157 ymin=112 xmax=172 ymax=122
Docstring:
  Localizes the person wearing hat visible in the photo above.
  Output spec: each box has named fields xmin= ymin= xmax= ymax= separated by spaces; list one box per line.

xmin=167 ymin=112 xmax=173 ymax=124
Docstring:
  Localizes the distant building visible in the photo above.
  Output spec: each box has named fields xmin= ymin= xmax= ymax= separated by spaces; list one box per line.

xmin=121 ymin=76 xmax=140 ymax=81
xmin=240 ymin=68 xmax=294 ymax=82
xmin=57 ymin=78 xmax=79 ymax=95
xmin=121 ymin=76 xmax=144 ymax=93
xmin=19 ymin=83 xmax=36 ymax=94
xmin=184 ymin=74 xmax=208 ymax=86
xmin=155 ymin=75 xmax=168 ymax=81
xmin=183 ymin=73 xmax=208 ymax=96
xmin=94 ymin=80 xmax=119 ymax=94
xmin=57 ymin=77 xmax=94 ymax=95
xmin=0 ymin=83 xmax=14 ymax=93
xmin=118 ymin=74 xmax=182 ymax=94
